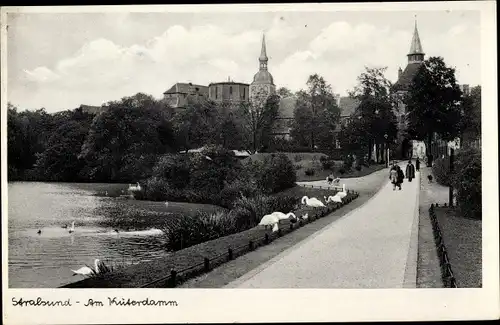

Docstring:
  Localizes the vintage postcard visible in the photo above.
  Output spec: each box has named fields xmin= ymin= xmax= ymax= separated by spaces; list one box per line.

xmin=1 ymin=2 xmax=498 ymax=324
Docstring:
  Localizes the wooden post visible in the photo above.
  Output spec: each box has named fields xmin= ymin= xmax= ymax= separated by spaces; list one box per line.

xmin=449 ymin=148 xmax=454 ymax=207
xmin=277 ymin=228 xmax=282 ymax=236
xmin=228 ymin=248 xmax=233 ymax=260
xmin=289 ymin=223 xmax=293 ymax=230
xmin=204 ymin=257 xmax=210 ymax=272
xmin=264 ymin=233 xmax=269 ymax=244
xmin=249 ymin=240 xmax=254 ymax=250
xmin=170 ymin=270 xmax=177 ymax=288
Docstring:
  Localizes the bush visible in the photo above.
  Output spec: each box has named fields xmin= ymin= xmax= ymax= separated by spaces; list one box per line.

xmin=251 ymin=153 xmax=296 ymax=194
xmin=451 ymin=148 xmax=481 ymax=219
xmin=343 ymin=155 xmax=354 ymax=170
xmin=294 ymin=154 xmax=303 ymax=162
xmin=338 ymin=168 xmax=346 ymax=175
xmin=162 ymin=211 xmax=237 ymax=251
xmin=432 ymin=156 xmax=451 ymax=186
xmin=355 ymin=165 xmax=362 ymax=171
xmin=304 ymin=168 xmax=315 ymax=176
xmin=218 ymin=179 xmax=259 ymax=209
xmin=320 ymin=156 xmax=333 ymax=170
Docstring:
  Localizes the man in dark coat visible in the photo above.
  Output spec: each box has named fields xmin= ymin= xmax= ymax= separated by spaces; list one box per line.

xmin=406 ymin=160 xmax=416 ymax=182
xmin=396 ymin=165 xmax=404 ymax=190
xmin=415 ymin=157 xmax=420 ymax=171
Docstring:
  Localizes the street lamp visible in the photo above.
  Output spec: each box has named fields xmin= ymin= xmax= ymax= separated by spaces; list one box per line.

xmin=384 ymin=133 xmax=389 ymax=168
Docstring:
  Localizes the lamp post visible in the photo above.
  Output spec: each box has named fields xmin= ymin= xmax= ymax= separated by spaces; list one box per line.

xmin=384 ymin=133 xmax=389 ymax=168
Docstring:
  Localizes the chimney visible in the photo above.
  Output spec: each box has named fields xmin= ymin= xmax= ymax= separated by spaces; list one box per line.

xmin=398 ymin=67 xmax=403 ymax=79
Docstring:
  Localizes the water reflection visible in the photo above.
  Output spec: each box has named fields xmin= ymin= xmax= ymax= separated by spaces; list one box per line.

xmin=8 ymin=182 xmax=169 ymax=288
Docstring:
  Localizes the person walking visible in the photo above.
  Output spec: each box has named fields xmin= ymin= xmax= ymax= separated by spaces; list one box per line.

xmin=405 ymin=160 xmax=416 ymax=182
xmin=389 ymin=165 xmax=399 ymax=191
xmin=415 ymin=157 xmax=420 ymax=171
xmin=396 ymin=165 xmax=404 ymax=190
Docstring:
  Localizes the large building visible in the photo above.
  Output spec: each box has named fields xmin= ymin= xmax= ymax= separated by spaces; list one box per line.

xmin=392 ymin=20 xmax=427 ymax=159
xmin=208 ymin=79 xmax=250 ymax=103
xmin=163 ymin=83 xmax=209 ymax=109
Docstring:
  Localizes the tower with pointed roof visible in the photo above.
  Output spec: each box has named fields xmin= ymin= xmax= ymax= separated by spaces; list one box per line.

xmin=250 ymin=33 xmax=276 ymax=105
xmin=392 ymin=19 xmax=426 ymax=159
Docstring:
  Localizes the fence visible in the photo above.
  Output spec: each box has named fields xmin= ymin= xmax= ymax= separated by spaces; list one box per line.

xmin=140 ymin=191 xmax=360 ymax=288
xmin=299 ymin=184 xmax=352 ymax=192
xmin=428 ymin=203 xmax=458 ymax=288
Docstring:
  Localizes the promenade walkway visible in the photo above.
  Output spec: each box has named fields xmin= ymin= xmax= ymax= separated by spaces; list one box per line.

xmin=227 ymin=166 xmax=420 ymax=288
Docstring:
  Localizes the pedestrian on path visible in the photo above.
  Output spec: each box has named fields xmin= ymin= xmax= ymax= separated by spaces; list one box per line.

xmin=415 ymin=157 xmax=420 ymax=171
xmin=405 ymin=160 xmax=416 ymax=182
xmin=396 ymin=165 xmax=404 ymax=190
xmin=389 ymin=164 xmax=399 ymax=190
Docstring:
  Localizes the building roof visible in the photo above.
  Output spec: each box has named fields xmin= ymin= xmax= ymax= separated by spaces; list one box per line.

xmin=409 ymin=21 xmax=424 ymax=55
xmin=338 ymin=97 xmax=360 ymax=117
xmin=79 ymin=104 xmax=106 ymax=115
xmin=209 ymin=81 xmax=249 ymax=87
xmin=163 ymin=83 xmax=209 ymax=95
xmin=278 ymin=95 xmax=297 ymax=119
xmin=393 ymin=62 xmax=423 ymax=91
xmin=252 ymin=70 xmax=274 ymax=85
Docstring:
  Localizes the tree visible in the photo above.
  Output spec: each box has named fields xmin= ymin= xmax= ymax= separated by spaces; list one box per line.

xmin=405 ymin=56 xmax=463 ymax=161
xmin=171 ymin=99 xmax=220 ymax=151
xmin=236 ymin=92 xmax=280 ymax=152
xmin=345 ymin=66 xmax=398 ymax=163
xmin=277 ymin=87 xmax=293 ymax=98
xmin=79 ymin=93 xmax=177 ymax=182
xmin=289 ymin=74 xmax=340 ymax=151
xmin=459 ymin=85 xmax=481 ymax=144
xmin=214 ymin=102 xmax=246 ymax=150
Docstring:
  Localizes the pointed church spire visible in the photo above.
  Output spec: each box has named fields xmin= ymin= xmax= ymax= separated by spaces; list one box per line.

xmin=407 ymin=18 xmax=425 ymax=63
xmin=260 ymin=33 xmax=268 ymax=61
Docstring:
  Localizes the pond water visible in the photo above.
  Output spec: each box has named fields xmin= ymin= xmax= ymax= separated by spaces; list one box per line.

xmin=7 ymin=182 xmax=200 ymax=288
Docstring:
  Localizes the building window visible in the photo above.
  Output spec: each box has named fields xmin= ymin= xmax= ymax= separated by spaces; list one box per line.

xmin=230 ymin=86 xmax=233 ymax=95
xmin=216 ymin=87 xmax=218 ymax=99
xmin=243 ymin=87 xmax=245 ymax=98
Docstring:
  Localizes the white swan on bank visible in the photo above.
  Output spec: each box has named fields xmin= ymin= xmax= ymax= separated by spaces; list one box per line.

xmin=68 ymin=221 xmax=75 ymax=234
xmin=71 ymin=259 xmax=100 ymax=276
xmin=259 ymin=214 xmax=280 ymax=232
xmin=337 ymin=184 xmax=347 ymax=199
xmin=324 ymin=195 xmax=342 ymax=203
xmin=300 ymin=213 xmax=309 ymax=220
xmin=301 ymin=196 xmax=326 ymax=208
xmin=128 ymin=182 xmax=142 ymax=192
xmin=270 ymin=212 xmax=297 ymax=222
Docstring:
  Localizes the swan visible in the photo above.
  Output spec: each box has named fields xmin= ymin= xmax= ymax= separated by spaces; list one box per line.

xmin=270 ymin=212 xmax=297 ymax=222
xmin=272 ymin=223 xmax=279 ymax=232
xmin=128 ymin=182 xmax=142 ymax=192
xmin=336 ymin=184 xmax=347 ymax=199
xmin=165 ymin=201 xmax=169 ymax=208
xmin=37 ymin=229 xmax=42 ymax=235
xmin=71 ymin=259 xmax=100 ymax=276
xmin=68 ymin=221 xmax=75 ymax=233
xmin=259 ymin=214 xmax=280 ymax=230
xmin=300 ymin=213 xmax=309 ymax=220
xmin=301 ymin=196 xmax=326 ymax=208
xmin=324 ymin=195 xmax=342 ymax=203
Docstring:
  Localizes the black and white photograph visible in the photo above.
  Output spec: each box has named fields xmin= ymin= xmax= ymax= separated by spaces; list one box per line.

xmin=1 ymin=2 xmax=498 ymax=323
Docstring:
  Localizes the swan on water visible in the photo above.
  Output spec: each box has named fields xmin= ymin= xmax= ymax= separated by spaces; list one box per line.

xmin=68 ymin=221 xmax=75 ymax=234
xmin=165 ymin=201 xmax=169 ymax=208
xmin=71 ymin=259 xmax=100 ymax=276
xmin=301 ymin=196 xmax=326 ymax=208
xmin=37 ymin=229 xmax=42 ymax=235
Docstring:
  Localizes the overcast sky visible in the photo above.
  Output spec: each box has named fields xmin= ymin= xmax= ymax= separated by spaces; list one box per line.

xmin=6 ymin=8 xmax=481 ymax=112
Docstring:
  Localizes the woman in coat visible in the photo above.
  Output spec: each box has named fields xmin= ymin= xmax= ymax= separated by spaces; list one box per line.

xmin=396 ymin=165 xmax=404 ymax=190
xmin=406 ymin=160 xmax=416 ymax=182
xmin=415 ymin=157 xmax=420 ymax=171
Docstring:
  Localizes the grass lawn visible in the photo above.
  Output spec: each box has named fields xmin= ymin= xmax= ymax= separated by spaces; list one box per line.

xmin=296 ymin=163 xmax=387 ymax=182
xmin=61 ymin=190 xmax=358 ymax=288
xmin=434 ymin=207 xmax=482 ymax=288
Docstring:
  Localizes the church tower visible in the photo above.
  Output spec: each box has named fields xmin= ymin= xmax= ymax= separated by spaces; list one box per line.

xmin=407 ymin=20 xmax=425 ymax=64
xmin=250 ymin=33 xmax=276 ymax=105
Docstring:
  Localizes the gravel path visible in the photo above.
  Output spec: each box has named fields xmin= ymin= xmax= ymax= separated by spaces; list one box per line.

xmin=226 ymin=169 xmax=420 ymax=288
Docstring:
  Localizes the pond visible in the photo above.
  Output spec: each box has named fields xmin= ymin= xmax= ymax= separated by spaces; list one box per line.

xmin=7 ymin=182 xmax=221 ymax=288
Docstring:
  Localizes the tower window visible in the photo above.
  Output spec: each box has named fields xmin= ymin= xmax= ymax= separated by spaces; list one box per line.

xmin=243 ymin=87 xmax=245 ymax=98
xmin=230 ymin=86 xmax=233 ymax=95
xmin=215 ymin=87 xmax=218 ymax=99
